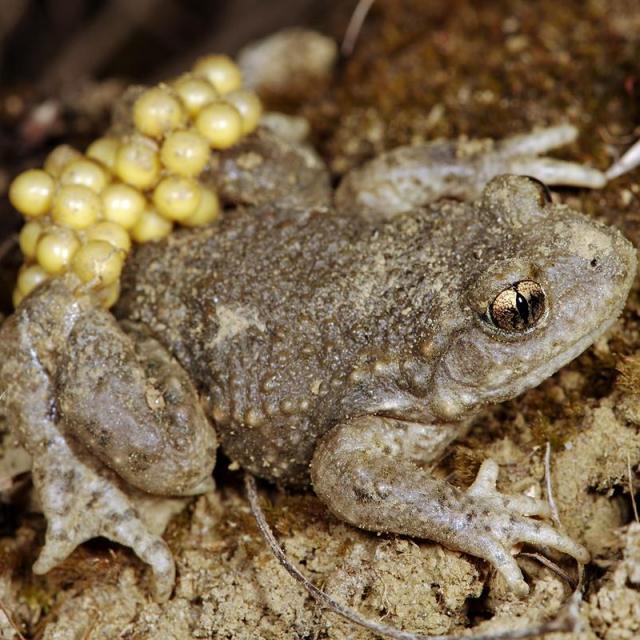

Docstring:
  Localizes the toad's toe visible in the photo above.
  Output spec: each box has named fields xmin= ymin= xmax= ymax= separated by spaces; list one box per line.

xmin=468 ymin=459 xmax=551 ymax=518
xmin=32 ymin=434 xmax=176 ymax=601
xmin=507 ymin=157 xmax=606 ymax=188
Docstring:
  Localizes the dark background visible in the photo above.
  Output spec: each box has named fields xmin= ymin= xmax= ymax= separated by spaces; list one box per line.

xmin=0 ymin=0 xmax=343 ymax=85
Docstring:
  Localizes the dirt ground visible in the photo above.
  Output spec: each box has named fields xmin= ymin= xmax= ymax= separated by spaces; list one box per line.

xmin=1 ymin=0 xmax=640 ymax=638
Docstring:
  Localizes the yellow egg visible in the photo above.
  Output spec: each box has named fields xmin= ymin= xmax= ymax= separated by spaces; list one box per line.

xmin=196 ymin=101 xmax=243 ymax=149
xmin=160 ymin=130 xmax=210 ymax=177
xmin=12 ymin=288 xmax=24 ymax=308
xmin=172 ymin=74 xmax=219 ymax=116
xmin=96 ymin=280 xmax=121 ymax=309
xmin=52 ymin=184 xmax=102 ymax=229
xmin=101 ymin=183 xmax=145 ymax=229
xmin=52 ymin=184 xmax=102 ymax=230
xmin=17 ymin=264 xmax=49 ymax=296
xmin=152 ymin=176 xmax=201 ymax=221
xmin=182 ymin=188 xmax=220 ymax=227
xmin=131 ymin=207 xmax=173 ymax=243
xmin=44 ymin=145 xmax=82 ymax=177
xmin=36 ymin=228 xmax=80 ymax=274
xmin=60 ymin=158 xmax=110 ymax=193
xmin=86 ymin=221 xmax=132 ymax=253
xmin=71 ymin=240 xmax=125 ymax=286
xmin=115 ymin=137 xmax=160 ymax=190
xmin=133 ymin=87 xmax=186 ymax=139
xmin=192 ymin=55 xmax=242 ymax=94
xmin=225 ymin=90 xmax=262 ymax=134
xmin=19 ymin=220 xmax=43 ymax=259
xmin=9 ymin=169 xmax=55 ymax=217
xmin=86 ymin=137 xmax=119 ymax=170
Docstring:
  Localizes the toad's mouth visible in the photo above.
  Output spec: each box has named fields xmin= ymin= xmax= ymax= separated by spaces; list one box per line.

xmin=479 ymin=304 xmax=623 ymax=403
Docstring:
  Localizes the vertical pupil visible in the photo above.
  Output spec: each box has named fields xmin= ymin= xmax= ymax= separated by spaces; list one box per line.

xmin=515 ymin=291 xmax=530 ymax=323
xmin=489 ymin=281 xmax=545 ymax=332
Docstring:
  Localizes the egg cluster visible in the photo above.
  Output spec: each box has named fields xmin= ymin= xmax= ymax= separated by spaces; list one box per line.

xmin=9 ymin=55 xmax=262 ymax=309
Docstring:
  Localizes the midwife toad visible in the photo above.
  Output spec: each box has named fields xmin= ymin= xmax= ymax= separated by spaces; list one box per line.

xmin=0 ymin=124 xmax=635 ymax=602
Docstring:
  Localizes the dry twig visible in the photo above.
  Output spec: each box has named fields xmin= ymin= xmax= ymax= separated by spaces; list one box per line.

xmin=341 ymin=0 xmax=376 ymax=56
xmin=544 ymin=442 xmax=562 ymax=529
xmin=518 ymin=552 xmax=577 ymax=589
xmin=0 ymin=599 xmax=26 ymax=640
xmin=627 ymin=452 xmax=639 ymax=523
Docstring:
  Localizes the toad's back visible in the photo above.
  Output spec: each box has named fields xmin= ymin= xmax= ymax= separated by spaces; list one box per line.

xmin=116 ymin=202 xmax=490 ymax=484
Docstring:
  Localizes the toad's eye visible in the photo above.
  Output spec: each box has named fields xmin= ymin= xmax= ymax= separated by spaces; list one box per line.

xmin=488 ymin=280 xmax=546 ymax=333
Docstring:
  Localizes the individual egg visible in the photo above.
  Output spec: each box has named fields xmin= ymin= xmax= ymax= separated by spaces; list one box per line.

xmin=96 ymin=280 xmax=121 ymax=309
xmin=115 ymin=136 xmax=161 ymax=190
xmin=192 ymin=55 xmax=242 ymax=94
xmin=60 ymin=158 xmax=110 ymax=193
xmin=160 ymin=130 xmax=210 ymax=177
xmin=196 ymin=101 xmax=243 ymax=149
xmin=36 ymin=227 xmax=80 ymax=274
xmin=44 ymin=145 xmax=82 ymax=177
xmin=172 ymin=74 xmax=219 ymax=116
xmin=51 ymin=184 xmax=102 ymax=229
xmin=12 ymin=288 xmax=24 ymax=308
xmin=86 ymin=137 xmax=119 ymax=170
xmin=225 ymin=90 xmax=262 ymax=134
xmin=133 ymin=87 xmax=186 ymax=139
xmin=19 ymin=220 xmax=43 ymax=259
xmin=182 ymin=187 xmax=220 ymax=227
xmin=131 ymin=206 xmax=173 ymax=243
xmin=71 ymin=240 xmax=125 ymax=286
xmin=9 ymin=169 xmax=54 ymax=217
xmin=153 ymin=176 xmax=201 ymax=221
xmin=101 ymin=183 xmax=145 ymax=229
xmin=17 ymin=263 xmax=48 ymax=296
xmin=86 ymin=221 xmax=132 ymax=253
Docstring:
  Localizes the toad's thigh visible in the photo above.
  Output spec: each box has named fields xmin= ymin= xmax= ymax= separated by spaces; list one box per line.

xmin=58 ymin=313 xmax=217 ymax=496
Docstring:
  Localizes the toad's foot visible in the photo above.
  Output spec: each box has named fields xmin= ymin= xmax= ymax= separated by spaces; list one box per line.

xmin=335 ymin=124 xmax=606 ymax=222
xmin=312 ymin=417 xmax=589 ymax=596
xmin=32 ymin=428 xmax=175 ymax=601
xmin=463 ymin=459 xmax=589 ymax=594
xmin=606 ymin=137 xmax=640 ymax=180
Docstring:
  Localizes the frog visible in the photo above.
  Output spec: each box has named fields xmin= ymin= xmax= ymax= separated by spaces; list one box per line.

xmin=0 ymin=121 xmax=635 ymax=605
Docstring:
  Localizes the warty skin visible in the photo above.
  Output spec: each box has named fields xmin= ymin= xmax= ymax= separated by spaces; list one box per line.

xmin=0 ymin=126 xmax=635 ymax=600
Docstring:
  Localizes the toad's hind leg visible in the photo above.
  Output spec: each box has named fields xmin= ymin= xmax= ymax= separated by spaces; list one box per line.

xmin=335 ymin=124 xmax=606 ymax=222
xmin=0 ymin=278 xmax=217 ymax=600
xmin=311 ymin=416 xmax=589 ymax=596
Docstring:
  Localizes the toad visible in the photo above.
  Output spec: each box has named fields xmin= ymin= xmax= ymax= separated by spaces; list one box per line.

xmin=0 ymin=123 xmax=635 ymax=603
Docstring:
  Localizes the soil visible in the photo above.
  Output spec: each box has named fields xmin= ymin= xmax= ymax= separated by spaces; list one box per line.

xmin=1 ymin=1 xmax=640 ymax=638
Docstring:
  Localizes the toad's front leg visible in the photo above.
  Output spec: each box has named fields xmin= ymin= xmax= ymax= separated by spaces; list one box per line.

xmin=311 ymin=416 xmax=589 ymax=596
xmin=336 ymin=124 xmax=606 ymax=222
xmin=0 ymin=277 xmax=217 ymax=600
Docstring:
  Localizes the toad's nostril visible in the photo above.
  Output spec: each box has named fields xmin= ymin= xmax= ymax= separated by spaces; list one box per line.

xmin=590 ymin=258 xmax=598 ymax=267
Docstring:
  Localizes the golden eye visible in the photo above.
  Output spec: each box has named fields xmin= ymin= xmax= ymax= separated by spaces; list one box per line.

xmin=488 ymin=280 xmax=546 ymax=333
